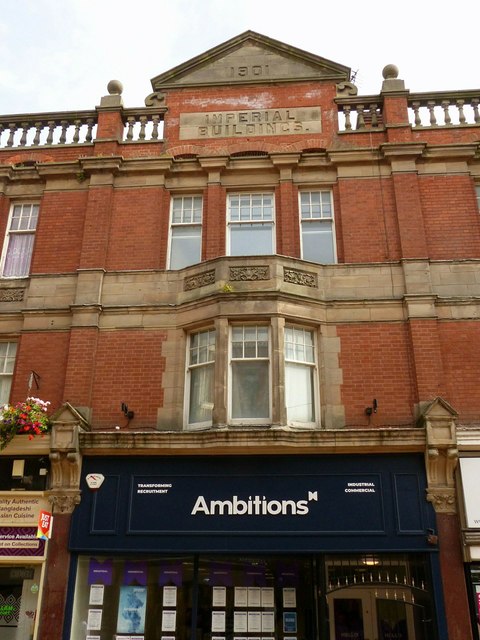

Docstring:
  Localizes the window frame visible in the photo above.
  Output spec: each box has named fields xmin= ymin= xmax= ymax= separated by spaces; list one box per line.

xmin=1 ymin=202 xmax=39 ymax=278
xmin=228 ymin=323 xmax=272 ymax=426
xmin=185 ymin=328 xmax=216 ymax=430
xmin=167 ymin=195 xmax=203 ymax=270
xmin=284 ymin=325 xmax=318 ymax=428
xmin=227 ymin=192 xmax=276 ymax=256
xmin=298 ymin=190 xmax=336 ymax=264
xmin=0 ymin=342 xmax=17 ymax=405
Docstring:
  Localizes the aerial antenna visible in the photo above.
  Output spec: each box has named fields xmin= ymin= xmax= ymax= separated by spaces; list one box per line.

xmin=351 ymin=69 xmax=358 ymax=85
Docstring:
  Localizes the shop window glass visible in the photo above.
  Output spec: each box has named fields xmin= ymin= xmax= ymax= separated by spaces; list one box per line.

xmin=69 ymin=556 xmax=194 ymax=640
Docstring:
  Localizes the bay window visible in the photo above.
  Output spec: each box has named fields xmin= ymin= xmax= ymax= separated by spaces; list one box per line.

xmin=284 ymin=326 xmax=316 ymax=426
xmin=187 ymin=328 xmax=216 ymax=428
xmin=230 ymin=325 xmax=270 ymax=423
xmin=299 ymin=191 xmax=336 ymax=263
xmin=0 ymin=342 xmax=17 ymax=404
xmin=1 ymin=203 xmax=39 ymax=277
xmin=227 ymin=193 xmax=275 ymax=255
xmin=168 ymin=196 xmax=203 ymax=269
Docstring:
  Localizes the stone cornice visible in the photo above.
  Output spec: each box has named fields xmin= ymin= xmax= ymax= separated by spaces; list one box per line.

xmin=79 ymin=426 xmax=425 ymax=456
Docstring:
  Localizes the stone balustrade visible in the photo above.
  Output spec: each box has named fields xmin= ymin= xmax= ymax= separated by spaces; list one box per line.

xmin=0 ymin=107 xmax=166 ymax=149
xmin=336 ymin=90 xmax=480 ymax=131
xmin=408 ymin=90 xmax=480 ymax=127
xmin=336 ymin=96 xmax=384 ymax=131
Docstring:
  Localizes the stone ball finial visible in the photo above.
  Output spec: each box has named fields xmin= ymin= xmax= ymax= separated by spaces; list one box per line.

xmin=107 ymin=79 xmax=123 ymax=96
xmin=382 ymin=64 xmax=399 ymax=80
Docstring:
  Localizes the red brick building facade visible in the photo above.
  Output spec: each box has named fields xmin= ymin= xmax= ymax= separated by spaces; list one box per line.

xmin=0 ymin=31 xmax=479 ymax=640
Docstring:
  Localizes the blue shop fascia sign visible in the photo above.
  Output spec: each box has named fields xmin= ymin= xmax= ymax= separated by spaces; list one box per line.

xmin=70 ymin=454 xmax=435 ymax=553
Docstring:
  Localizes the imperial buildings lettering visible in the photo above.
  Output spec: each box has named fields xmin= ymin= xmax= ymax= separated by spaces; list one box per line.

xmin=180 ymin=107 xmax=321 ymax=139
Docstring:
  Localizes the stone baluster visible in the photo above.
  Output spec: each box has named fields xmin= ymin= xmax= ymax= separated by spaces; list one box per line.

xmin=73 ymin=119 xmax=81 ymax=143
xmin=411 ymin=101 xmax=421 ymax=127
xmin=151 ymin=114 xmax=160 ymax=139
xmin=472 ymin=98 xmax=480 ymax=124
xmin=356 ymin=104 xmax=365 ymax=129
xmin=139 ymin=115 xmax=147 ymax=140
xmin=46 ymin=121 xmax=56 ymax=145
xmin=343 ymin=105 xmax=352 ymax=131
xmin=126 ymin=116 xmax=135 ymax=141
xmin=7 ymin=123 xmax=16 ymax=146
xmin=369 ymin=103 xmax=379 ymax=127
xmin=427 ymin=101 xmax=437 ymax=126
xmin=59 ymin=120 xmax=69 ymax=144
xmin=85 ymin=118 xmax=95 ymax=142
xmin=33 ymin=122 xmax=43 ymax=146
xmin=441 ymin=101 xmax=451 ymax=126
xmin=456 ymin=99 xmax=466 ymax=124
xmin=19 ymin=122 xmax=29 ymax=146
xmin=0 ymin=124 xmax=3 ymax=144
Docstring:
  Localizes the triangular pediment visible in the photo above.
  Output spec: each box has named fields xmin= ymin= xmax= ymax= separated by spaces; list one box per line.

xmin=150 ymin=31 xmax=350 ymax=91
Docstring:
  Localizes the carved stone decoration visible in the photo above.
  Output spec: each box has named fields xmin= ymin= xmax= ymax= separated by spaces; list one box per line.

xmin=0 ymin=288 xmax=24 ymax=302
xmin=48 ymin=492 xmax=81 ymax=514
xmin=144 ymin=92 xmax=166 ymax=107
xmin=184 ymin=270 xmax=216 ymax=291
xmin=47 ymin=402 xmax=89 ymax=515
xmin=336 ymin=81 xmax=358 ymax=97
xmin=283 ymin=267 xmax=318 ymax=288
xmin=229 ymin=266 xmax=270 ymax=281
xmin=421 ymin=397 xmax=459 ymax=514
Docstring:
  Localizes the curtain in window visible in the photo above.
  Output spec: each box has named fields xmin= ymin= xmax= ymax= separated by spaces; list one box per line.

xmin=3 ymin=233 xmax=35 ymax=277
xmin=189 ymin=364 xmax=214 ymax=424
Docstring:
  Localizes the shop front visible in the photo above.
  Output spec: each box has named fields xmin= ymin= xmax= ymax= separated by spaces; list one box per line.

xmin=459 ymin=457 xmax=480 ymax=640
xmin=0 ymin=492 xmax=50 ymax=640
xmin=66 ymin=454 xmax=446 ymax=640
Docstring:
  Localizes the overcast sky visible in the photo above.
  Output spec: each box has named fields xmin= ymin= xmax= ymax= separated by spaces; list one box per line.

xmin=1 ymin=0 xmax=478 ymax=115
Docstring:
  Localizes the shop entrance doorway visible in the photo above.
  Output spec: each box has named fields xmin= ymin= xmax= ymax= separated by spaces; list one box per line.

xmin=0 ymin=565 xmax=41 ymax=640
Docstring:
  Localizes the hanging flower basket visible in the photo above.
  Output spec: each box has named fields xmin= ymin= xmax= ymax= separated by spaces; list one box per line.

xmin=0 ymin=397 xmax=52 ymax=451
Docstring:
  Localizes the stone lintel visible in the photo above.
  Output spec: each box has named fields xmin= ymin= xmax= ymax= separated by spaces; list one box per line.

xmin=79 ymin=426 xmax=425 ymax=456
xmin=422 ymin=144 xmax=478 ymax=161
xmin=381 ymin=143 xmax=426 ymax=161
xmin=80 ymin=156 xmax=123 ymax=175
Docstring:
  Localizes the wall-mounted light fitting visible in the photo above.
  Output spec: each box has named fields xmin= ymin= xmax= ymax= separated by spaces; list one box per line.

xmin=121 ymin=402 xmax=134 ymax=421
xmin=365 ymin=399 xmax=378 ymax=417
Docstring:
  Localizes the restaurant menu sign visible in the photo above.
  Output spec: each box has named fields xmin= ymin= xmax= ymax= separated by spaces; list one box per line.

xmin=0 ymin=493 xmax=49 ymax=558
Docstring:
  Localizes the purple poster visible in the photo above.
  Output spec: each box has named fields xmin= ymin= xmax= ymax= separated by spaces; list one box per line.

xmin=88 ymin=558 xmax=113 ymax=585
xmin=124 ymin=561 xmax=148 ymax=586
xmin=159 ymin=563 xmax=183 ymax=586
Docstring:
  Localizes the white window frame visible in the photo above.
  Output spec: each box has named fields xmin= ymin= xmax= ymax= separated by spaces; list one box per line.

xmin=1 ymin=203 xmax=39 ymax=278
xmin=228 ymin=324 xmax=271 ymax=425
xmin=185 ymin=328 xmax=216 ymax=429
xmin=284 ymin=325 xmax=318 ymax=428
xmin=0 ymin=342 xmax=17 ymax=405
xmin=299 ymin=190 xmax=336 ymax=264
xmin=167 ymin=195 xmax=203 ymax=270
xmin=227 ymin=193 xmax=275 ymax=256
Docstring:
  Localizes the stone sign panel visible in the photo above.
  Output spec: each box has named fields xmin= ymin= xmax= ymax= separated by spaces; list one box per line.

xmin=180 ymin=107 xmax=321 ymax=140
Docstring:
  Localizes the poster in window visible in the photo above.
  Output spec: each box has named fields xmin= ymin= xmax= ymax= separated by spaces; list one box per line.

xmin=247 ymin=587 xmax=261 ymax=607
xmin=212 ymin=610 xmax=226 ymax=632
xmin=87 ymin=609 xmax=103 ymax=631
xmin=213 ymin=586 xmax=227 ymax=607
xmin=261 ymin=587 xmax=274 ymax=608
xmin=116 ymin=586 xmax=147 ymax=634
xmin=89 ymin=584 xmax=105 ymax=606
xmin=163 ymin=586 xmax=177 ymax=607
xmin=161 ymin=610 xmax=177 ymax=632
xmin=247 ymin=611 xmax=262 ymax=633
xmin=283 ymin=611 xmax=297 ymax=634
xmin=262 ymin=611 xmax=275 ymax=632
xmin=234 ymin=587 xmax=248 ymax=607
xmin=283 ymin=588 xmax=297 ymax=608
xmin=234 ymin=611 xmax=248 ymax=633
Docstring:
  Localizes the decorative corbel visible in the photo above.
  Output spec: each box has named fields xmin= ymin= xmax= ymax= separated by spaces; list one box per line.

xmin=420 ymin=397 xmax=459 ymax=514
xmin=46 ymin=403 xmax=89 ymax=515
